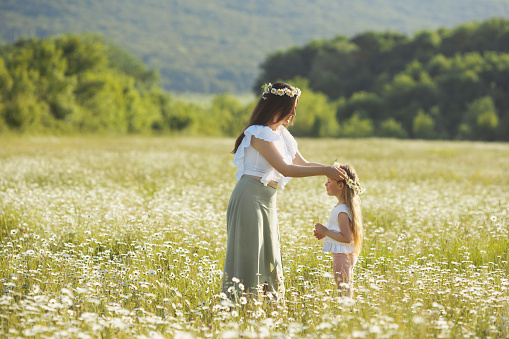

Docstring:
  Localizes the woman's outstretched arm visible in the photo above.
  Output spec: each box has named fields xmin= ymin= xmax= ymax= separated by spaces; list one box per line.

xmin=293 ymin=150 xmax=325 ymax=167
xmin=251 ymin=137 xmax=344 ymax=180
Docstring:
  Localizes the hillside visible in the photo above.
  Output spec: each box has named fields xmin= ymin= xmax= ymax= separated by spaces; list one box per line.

xmin=1 ymin=0 xmax=509 ymax=93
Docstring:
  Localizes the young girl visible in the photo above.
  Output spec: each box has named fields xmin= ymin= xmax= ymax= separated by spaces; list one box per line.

xmin=314 ymin=163 xmax=364 ymax=297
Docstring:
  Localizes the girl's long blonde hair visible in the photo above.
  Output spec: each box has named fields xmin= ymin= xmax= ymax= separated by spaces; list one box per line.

xmin=340 ymin=164 xmax=363 ymax=255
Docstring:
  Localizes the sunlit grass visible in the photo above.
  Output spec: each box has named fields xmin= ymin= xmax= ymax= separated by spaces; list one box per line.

xmin=0 ymin=136 xmax=508 ymax=338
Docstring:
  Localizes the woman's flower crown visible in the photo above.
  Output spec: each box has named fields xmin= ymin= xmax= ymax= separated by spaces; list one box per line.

xmin=333 ymin=162 xmax=366 ymax=195
xmin=262 ymin=83 xmax=301 ymax=98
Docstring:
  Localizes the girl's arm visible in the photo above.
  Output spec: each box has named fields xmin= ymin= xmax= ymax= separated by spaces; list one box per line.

xmin=314 ymin=213 xmax=352 ymax=243
xmin=251 ymin=137 xmax=343 ymax=180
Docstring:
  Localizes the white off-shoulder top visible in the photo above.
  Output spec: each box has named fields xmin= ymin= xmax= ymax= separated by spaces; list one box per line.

xmin=233 ymin=125 xmax=298 ymax=190
xmin=322 ymin=204 xmax=356 ymax=254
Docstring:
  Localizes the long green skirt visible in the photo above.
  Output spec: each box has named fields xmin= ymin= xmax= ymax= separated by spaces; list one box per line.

xmin=222 ymin=176 xmax=284 ymax=299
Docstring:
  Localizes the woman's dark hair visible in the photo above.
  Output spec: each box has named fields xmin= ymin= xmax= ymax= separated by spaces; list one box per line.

xmin=232 ymin=82 xmax=298 ymax=154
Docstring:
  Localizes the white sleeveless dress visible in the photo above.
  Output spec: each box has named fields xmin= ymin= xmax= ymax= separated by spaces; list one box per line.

xmin=322 ymin=204 xmax=356 ymax=254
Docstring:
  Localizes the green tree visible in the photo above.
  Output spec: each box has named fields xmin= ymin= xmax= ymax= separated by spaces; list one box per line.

xmin=55 ymin=34 xmax=108 ymax=76
xmin=340 ymin=111 xmax=374 ymax=138
xmin=287 ymin=78 xmax=339 ymax=137
xmin=378 ymin=118 xmax=408 ymax=138
xmin=209 ymin=94 xmax=248 ymax=137
xmin=412 ymin=110 xmax=435 ymax=139
xmin=339 ymin=91 xmax=384 ymax=123
xmin=0 ymin=33 xmax=183 ymax=134
xmin=0 ymin=58 xmax=12 ymax=132
xmin=166 ymin=101 xmax=203 ymax=134
xmin=458 ymin=96 xmax=499 ymax=140
xmin=427 ymin=54 xmax=452 ymax=76
xmin=255 ymin=19 xmax=509 ymax=141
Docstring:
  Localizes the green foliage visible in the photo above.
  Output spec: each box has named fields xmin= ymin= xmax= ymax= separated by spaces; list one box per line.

xmin=288 ymin=78 xmax=339 ymax=138
xmin=209 ymin=94 xmax=249 ymax=137
xmin=155 ymin=93 xmax=200 ymax=133
xmin=458 ymin=96 xmax=499 ymax=141
xmin=378 ymin=118 xmax=408 ymax=138
xmin=340 ymin=112 xmax=374 ymax=138
xmin=258 ymin=18 xmax=509 ymax=141
xmin=412 ymin=110 xmax=435 ymax=139
xmin=0 ymin=33 xmax=270 ymax=137
xmin=338 ymin=91 xmax=383 ymax=121
xmin=0 ymin=34 xmax=216 ymax=135
xmin=4 ymin=18 xmax=509 ymax=140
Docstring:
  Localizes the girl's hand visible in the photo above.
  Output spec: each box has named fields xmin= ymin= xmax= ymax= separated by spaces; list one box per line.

xmin=314 ymin=223 xmax=328 ymax=238
xmin=314 ymin=229 xmax=325 ymax=240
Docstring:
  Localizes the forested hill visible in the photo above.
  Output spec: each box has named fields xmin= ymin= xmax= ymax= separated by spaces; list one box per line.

xmin=1 ymin=0 xmax=509 ymax=93
xmin=257 ymin=19 xmax=509 ymax=141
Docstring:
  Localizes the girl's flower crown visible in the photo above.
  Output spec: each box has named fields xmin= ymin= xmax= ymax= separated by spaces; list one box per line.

xmin=262 ymin=83 xmax=301 ymax=98
xmin=333 ymin=162 xmax=366 ymax=195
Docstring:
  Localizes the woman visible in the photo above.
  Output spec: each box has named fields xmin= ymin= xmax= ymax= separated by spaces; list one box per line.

xmin=222 ymin=82 xmax=344 ymax=299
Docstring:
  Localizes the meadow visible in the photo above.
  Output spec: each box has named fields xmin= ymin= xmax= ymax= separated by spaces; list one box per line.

xmin=0 ymin=136 xmax=508 ymax=339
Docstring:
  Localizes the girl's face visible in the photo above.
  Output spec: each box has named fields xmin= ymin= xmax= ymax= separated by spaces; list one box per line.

xmin=325 ymin=178 xmax=343 ymax=197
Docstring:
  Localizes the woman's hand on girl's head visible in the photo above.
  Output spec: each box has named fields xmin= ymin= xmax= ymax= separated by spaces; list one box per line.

xmin=326 ymin=165 xmax=346 ymax=181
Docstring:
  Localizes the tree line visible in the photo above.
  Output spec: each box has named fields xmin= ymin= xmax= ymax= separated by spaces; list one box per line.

xmin=0 ymin=33 xmax=345 ymax=138
xmin=1 ymin=19 xmax=509 ymax=141
xmin=255 ymin=18 xmax=509 ymax=141
xmin=0 ymin=34 xmax=248 ymax=136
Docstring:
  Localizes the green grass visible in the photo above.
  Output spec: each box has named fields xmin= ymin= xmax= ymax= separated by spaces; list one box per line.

xmin=0 ymin=136 xmax=508 ymax=338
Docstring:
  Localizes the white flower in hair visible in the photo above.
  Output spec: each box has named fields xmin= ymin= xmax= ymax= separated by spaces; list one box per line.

xmin=263 ymin=83 xmax=301 ymax=98
xmin=333 ymin=162 xmax=366 ymax=195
